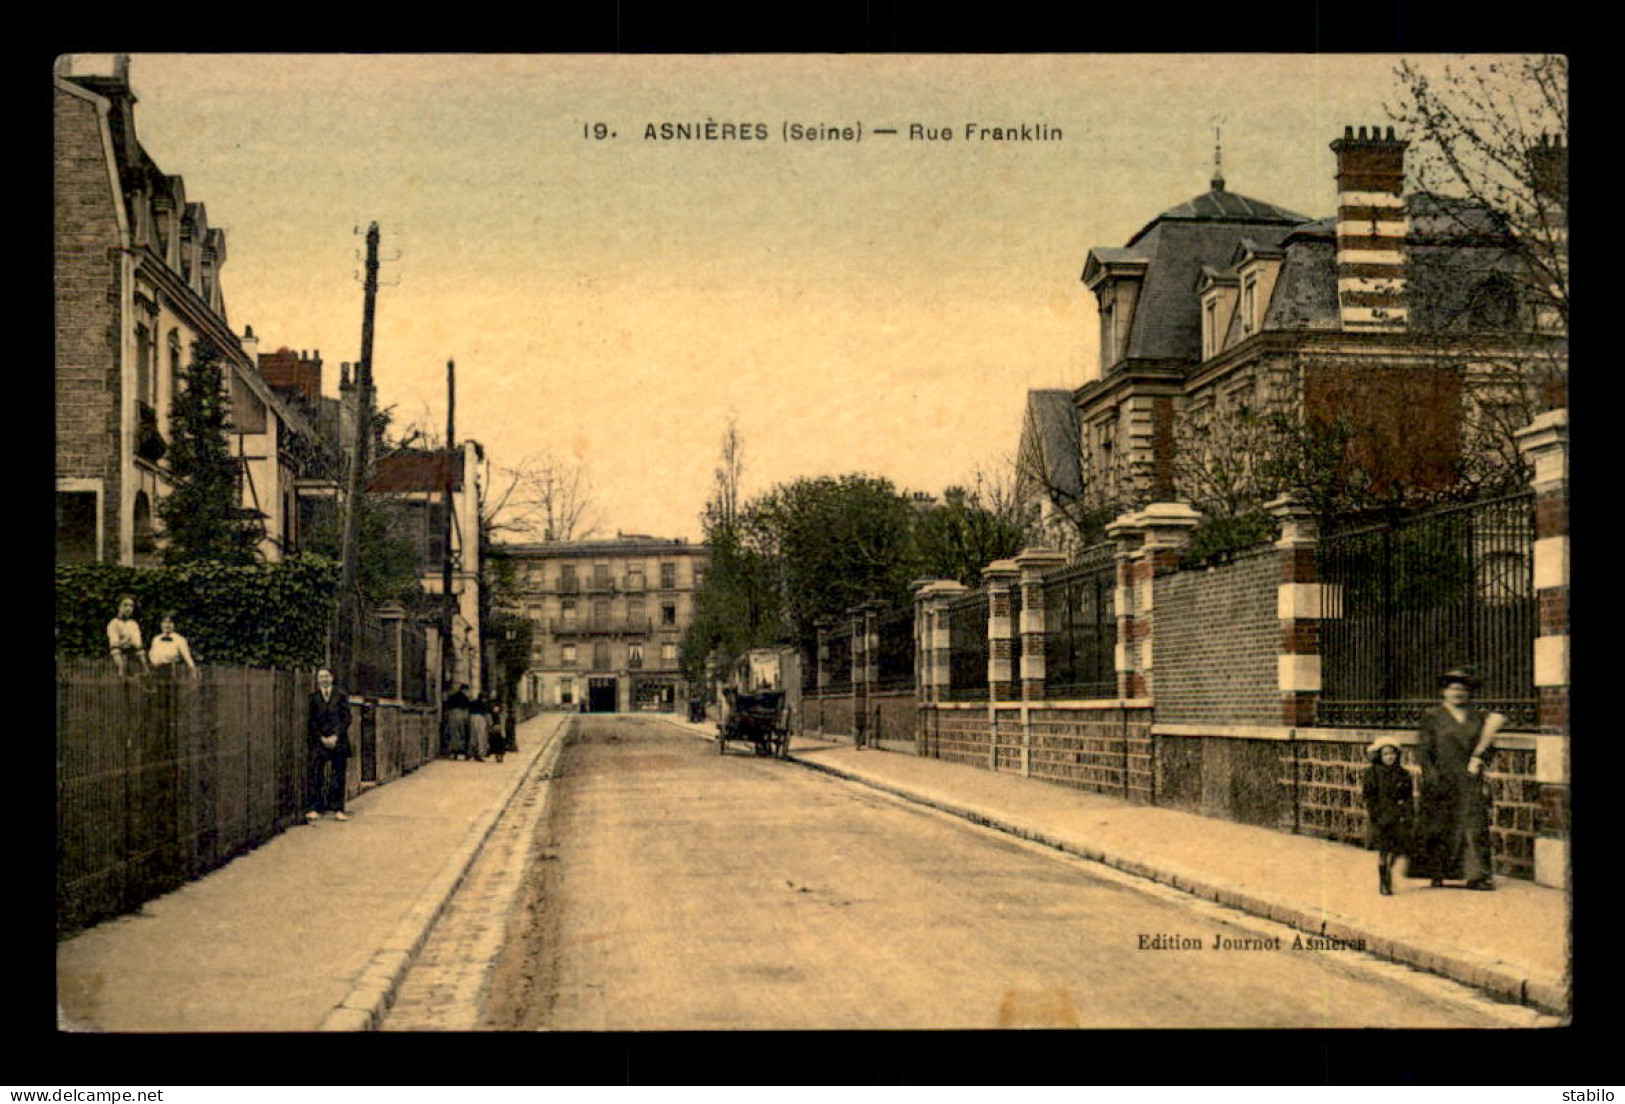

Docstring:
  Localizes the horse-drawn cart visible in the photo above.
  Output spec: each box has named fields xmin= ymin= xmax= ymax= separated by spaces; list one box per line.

xmin=718 ymin=688 xmax=791 ymax=759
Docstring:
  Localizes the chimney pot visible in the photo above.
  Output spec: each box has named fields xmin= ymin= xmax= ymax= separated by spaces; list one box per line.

xmin=1344 ymin=125 xmax=1354 ymax=139
xmin=1385 ymin=125 xmax=1395 ymax=140
xmin=113 ymin=54 xmax=130 ymax=82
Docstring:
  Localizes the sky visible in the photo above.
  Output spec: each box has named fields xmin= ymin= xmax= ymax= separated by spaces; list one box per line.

xmin=69 ymin=53 xmax=1483 ymax=543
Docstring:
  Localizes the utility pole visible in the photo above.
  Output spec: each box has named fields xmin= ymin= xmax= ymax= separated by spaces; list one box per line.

xmin=334 ymin=222 xmax=381 ymax=691
xmin=442 ymin=359 xmax=456 ymax=694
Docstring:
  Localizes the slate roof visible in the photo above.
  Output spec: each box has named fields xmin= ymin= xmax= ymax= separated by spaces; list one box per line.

xmin=1120 ymin=211 xmax=1303 ymax=362
xmin=1023 ymin=390 xmax=1083 ymax=503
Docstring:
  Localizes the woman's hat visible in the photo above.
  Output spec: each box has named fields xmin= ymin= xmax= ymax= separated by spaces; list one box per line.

xmin=1367 ymin=734 xmax=1404 ymax=757
xmin=1437 ymin=668 xmax=1481 ymax=690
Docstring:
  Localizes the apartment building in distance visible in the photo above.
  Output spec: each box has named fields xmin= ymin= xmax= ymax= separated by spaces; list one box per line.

xmin=501 ymin=535 xmax=708 ymax=713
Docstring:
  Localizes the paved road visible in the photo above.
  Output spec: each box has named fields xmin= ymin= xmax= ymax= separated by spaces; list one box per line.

xmin=409 ymin=716 xmax=1550 ymax=1030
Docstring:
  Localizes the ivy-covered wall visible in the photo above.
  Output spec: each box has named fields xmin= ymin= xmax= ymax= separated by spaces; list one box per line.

xmin=56 ymin=554 xmax=339 ymax=669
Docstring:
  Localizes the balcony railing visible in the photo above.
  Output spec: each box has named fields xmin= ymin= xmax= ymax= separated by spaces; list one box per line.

xmin=549 ymin=616 xmax=652 ymax=635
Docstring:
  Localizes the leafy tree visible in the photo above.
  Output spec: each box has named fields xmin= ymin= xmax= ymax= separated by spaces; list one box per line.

xmin=912 ymin=480 xmax=1029 ymax=586
xmin=754 ymin=474 xmax=920 ymax=652
xmin=303 ymin=494 xmax=423 ymax=604
xmin=157 ymin=339 xmax=264 ymax=565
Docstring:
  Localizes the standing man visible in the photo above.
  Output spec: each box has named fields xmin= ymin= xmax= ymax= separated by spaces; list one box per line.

xmin=306 ymin=668 xmax=353 ymax=822
xmin=443 ymin=683 xmax=472 ymax=760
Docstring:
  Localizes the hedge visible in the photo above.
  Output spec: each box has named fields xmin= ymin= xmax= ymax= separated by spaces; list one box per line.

xmin=56 ymin=554 xmax=340 ymax=669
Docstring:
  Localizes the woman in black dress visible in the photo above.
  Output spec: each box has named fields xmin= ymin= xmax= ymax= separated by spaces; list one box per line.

xmin=1407 ymin=669 xmax=1506 ymax=890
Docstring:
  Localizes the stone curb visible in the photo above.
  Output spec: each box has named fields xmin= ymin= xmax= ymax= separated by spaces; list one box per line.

xmin=315 ymin=715 xmax=573 ymax=1031
xmin=790 ymin=752 xmax=1570 ymax=1019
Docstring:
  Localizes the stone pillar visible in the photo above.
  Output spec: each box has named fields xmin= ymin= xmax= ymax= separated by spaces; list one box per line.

xmin=982 ymin=560 xmax=1020 ymax=702
xmin=1516 ymin=409 xmax=1569 ymax=890
xmin=1109 ymin=503 xmax=1201 ymax=701
xmin=1106 ymin=511 xmax=1147 ymax=700
xmin=377 ymin=601 xmax=406 ymax=703
xmin=915 ymin=581 xmax=967 ymax=756
xmin=1268 ymin=496 xmax=1324 ymax=726
xmin=1015 ymin=548 xmax=1068 ymax=701
xmin=814 ymin=617 xmax=834 ymax=695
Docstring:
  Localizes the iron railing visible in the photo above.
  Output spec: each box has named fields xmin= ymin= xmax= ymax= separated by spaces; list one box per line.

xmin=944 ymin=590 xmax=990 ymax=701
xmin=823 ymin=627 xmax=853 ymax=694
xmin=1042 ymin=541 xmax=1118 ymax=700
xmin=876 ymin=607 xmax=916 ymax=691
xmin=1318 ymin=492 xmax=1538 ymax=728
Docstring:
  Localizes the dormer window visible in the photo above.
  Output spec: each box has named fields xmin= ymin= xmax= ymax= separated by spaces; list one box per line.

xmin=1242 ymin=275 xmax=1257 ymax=335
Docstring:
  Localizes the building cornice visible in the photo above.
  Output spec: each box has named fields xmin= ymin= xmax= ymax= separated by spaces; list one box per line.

xmin=1074 ymin=360 xmax=1190 ymax=408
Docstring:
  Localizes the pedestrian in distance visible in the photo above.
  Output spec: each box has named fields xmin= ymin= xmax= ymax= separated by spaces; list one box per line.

xmin=467 ymin=693 xmax=490 ymax=762
xmin=443 ymin=683 xmax=471 ymax=759
xmin=107 ymin=594 xmax=148 ymax=677
xmin=1406 ymin=669 xmax=1506 ymax=891
xmin=1361 ymin=735 xmax=1414 ymax=896
xmin=147 ymin=612 xmax=198 ymax=677
xmin=489 ymin=701 xmax=509 ymax=762
xmin=306 ymin=668 xmax=352 ymax=822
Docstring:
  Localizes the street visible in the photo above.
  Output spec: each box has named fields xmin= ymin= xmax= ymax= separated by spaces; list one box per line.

xmin=384 ymin=716 xmax=1549 ymax=1030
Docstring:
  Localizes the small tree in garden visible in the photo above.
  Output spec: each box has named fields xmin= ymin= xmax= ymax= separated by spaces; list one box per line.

xmin=157 ymin=338 xmax=264 ymax=565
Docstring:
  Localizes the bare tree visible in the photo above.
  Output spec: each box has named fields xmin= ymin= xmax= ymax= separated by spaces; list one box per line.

xmin=1389 ymin=55 xmax=1568 ymax=497
xmin=1389 ymin=55 xmax=1567 ymax=333
xmin=486 ymin=451 xmax=600 ymax=542
xmin=708 ymin=415 xmax=745 ymax=534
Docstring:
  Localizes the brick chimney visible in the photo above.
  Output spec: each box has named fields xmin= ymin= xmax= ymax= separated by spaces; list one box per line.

xmin=1529 ymin=133 xmax=1567 ymax=210
xmin=1330 ymin=124 xmax=1410 ymax=332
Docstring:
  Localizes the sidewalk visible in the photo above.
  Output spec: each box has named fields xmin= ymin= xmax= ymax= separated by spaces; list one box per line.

xmin=56 ymin=713 xmax=570 ymax=1032
xmin=660 ymin=714 xmax=1570 ymax=1017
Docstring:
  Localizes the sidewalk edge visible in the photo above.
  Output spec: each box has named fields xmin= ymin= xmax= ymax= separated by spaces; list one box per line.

xmin=790 ymin=752 xmax=1571 ymax=1020
xmin=316 ymin=715 xmax=572 ymax=1031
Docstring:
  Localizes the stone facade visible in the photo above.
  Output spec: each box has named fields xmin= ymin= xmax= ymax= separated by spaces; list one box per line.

xmin=502 ymin=535 xmax=707 ymax=713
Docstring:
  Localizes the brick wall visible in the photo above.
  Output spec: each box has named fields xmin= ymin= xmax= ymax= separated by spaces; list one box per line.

xmin=870 ymin=691 xmax=916 ymax=747
xmin=804 ymin=692 xmax=854 ymax=737
xmin=1153 ymin=548 xmax=1279 ymax=724
xmin=993 ymin=709 xmax=1022 ymax=773
xmin=1028 ymin=707 xmax=1154 ymax=801
xmin=55 ymin=85 xmax=123 ymax=554
xmin=1155 ymin=733 xmax=1289 ymax=829
xmin=1290 ymin=738 xmax=1537 ymax=880
xmin=934 ymin=708 xmax=993 ymax=769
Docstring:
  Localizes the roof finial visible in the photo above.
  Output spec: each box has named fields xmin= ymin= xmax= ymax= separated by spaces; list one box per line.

xmin=1211 ymin=118 xmax=1226 ymax=192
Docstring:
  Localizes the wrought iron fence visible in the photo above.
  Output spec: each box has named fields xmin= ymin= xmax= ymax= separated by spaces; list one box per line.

xmin=876 ymin=607 xmax=916 ymax=691
xmin=353 ymin=606 xmax=433 ymax=703
xmin=823 ymin=626 xmax=853 ymax=694
xmin=1317 ymin=492 xmax=1538 ymax=728
xmin=945 ymin=590 xmax=989 ymax=701
xmin=1042 ymin=541 xmax=1119 ymax=700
